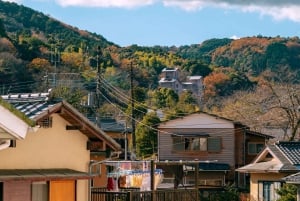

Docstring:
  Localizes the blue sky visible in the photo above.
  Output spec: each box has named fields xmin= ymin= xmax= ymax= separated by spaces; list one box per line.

xmin=5 ymin=0 xmax=300 ymax=47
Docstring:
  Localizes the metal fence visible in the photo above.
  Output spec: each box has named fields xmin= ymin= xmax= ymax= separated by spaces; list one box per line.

xmin=91 ymin=188 xmax=199 ymax=201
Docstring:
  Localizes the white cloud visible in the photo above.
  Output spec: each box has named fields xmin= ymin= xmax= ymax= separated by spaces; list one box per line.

xmin=31 ymin=0 xmax=300 ymax=22
xmin=162 ymin=0 xmax=300 ymax=22
xmin=55 ymin=0 xmax=156 ymax=8
xmin=230 ymin=35 xmax=240 ymax=40
xmin=242 ymin=5 xmax=300 ymax=22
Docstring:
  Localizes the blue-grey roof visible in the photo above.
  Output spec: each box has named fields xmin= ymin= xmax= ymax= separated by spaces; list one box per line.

xmin=99 ymin=118 xmax=131 ymax=132
xmin=283 ymin=172 xmax=300 ymax=183
xmin=1 ymin=92 xmax=57 ymax=120
xmin=276 ymin=141 xmax=300 ymax=165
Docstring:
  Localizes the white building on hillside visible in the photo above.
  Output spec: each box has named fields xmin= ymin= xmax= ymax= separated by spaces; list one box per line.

xmin=159 ymin=68 xmax=204 ymax=103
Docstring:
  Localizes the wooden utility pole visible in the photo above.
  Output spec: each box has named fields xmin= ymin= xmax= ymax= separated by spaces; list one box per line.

xmin=96 ymin=46 xmax=103 ymax=127
xmin=130 ymin=61 xmax=136 ymax=152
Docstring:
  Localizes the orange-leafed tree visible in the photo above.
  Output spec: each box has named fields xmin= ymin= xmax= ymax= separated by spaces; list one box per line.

xmin=28 ymin=58 xmax=51 ymax=72
xmin=203 ymin=68 xmax=231 ymax=98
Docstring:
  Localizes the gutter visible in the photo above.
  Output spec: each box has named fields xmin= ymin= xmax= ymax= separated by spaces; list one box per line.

xmin=0 ymin=140 xmax=10 ymax=151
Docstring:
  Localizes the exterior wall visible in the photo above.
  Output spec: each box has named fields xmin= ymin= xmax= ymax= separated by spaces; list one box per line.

xmin=0 ymin=114 xmax=90 ymax=201
xmin=3 ymin=181 xmax=31 ymax=201
xmin=106 ymin=131 xmax=131 ymax=150
xmin=245 ymin=135 xmax=268 ymax=164
xmin=90 ymin=154 xmax=108 ymax=187
xmin=158 ymin=128 xmax=235 ymax=167
xmin=234 ymin=125 xmax=245 ymax=166
xmin=158 ymin=113 xmax=234 ymax=129
xmin=250 ymin=173 xmax=288 ymax=201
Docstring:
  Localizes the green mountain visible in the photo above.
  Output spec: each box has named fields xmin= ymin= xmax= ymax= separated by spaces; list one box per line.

xmin=0 ymin=0 xmax=300 ymax=97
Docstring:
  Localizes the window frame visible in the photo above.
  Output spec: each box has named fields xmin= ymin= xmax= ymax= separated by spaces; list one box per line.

xmin=258 ymin=181 xmax=282 ymax=201
xmin=172 ymin=136 xmax=221 ymax=153
xmin=248 ymin=142 xmax=264 ymax=155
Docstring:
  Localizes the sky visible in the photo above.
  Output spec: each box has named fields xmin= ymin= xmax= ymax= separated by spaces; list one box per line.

xmin=4 ymin=0 xmax=300 ymax=47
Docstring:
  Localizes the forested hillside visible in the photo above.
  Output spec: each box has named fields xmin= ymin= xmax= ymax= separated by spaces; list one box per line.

xmin=1 ymin=0 xmax=300 ymax=143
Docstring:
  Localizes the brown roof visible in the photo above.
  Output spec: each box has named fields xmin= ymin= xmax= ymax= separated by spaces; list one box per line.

xmin=245 ymin=130 xmax=274 ymax=139
xmin=34 ymin=101 xmax=121 ymax=151
xmin=0 ymin=169 xmax=92 ymax=181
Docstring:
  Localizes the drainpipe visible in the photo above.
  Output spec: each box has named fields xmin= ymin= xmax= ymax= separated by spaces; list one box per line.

xmin=0 ymin=140 xmax=10 ymax=151
xmin=88 ymin=152 xmax=121 ymax=201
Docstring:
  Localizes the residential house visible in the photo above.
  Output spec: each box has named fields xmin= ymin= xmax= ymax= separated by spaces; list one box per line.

xmin=282 ymin=172 xmax=300 ymax=201
xmin=237 ymin=141 xmax=300 ymax=201
xmin=0 ymin=92 xmax=121 ymax=201
xmin=158 ymin=68 xmax=204 ymax=103
xmin=99 ymin=117 xmax=132 ymax=160
xmin=0 ymin=99 xmax=30 ymax=150
xmin=159 ymin=67 xmax=182 ymax=94
xmin=157 ymin=112 xmax=273 ymax=189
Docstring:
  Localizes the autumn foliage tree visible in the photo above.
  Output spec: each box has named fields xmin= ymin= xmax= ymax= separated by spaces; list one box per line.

xmin=203 ymin=68 xmax=231 ymax=98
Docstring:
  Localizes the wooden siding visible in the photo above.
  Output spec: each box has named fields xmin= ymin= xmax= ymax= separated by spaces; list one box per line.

xmin=158 ymin=113 xmax=234 ymax=129
xmin=158 ymin=128 xmax=235 ymax=167
xmin=3 ymin=181 xmax=31 ymax=201
xmin=234 ymin=126 xmax=245 ymax=166
xmin=245 ymin=135 xmax=267 ymax=165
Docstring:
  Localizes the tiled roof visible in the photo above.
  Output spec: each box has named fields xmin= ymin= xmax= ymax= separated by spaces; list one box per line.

xmin=276 ymin=141 xmax=300 ymax=165
xmin=1 ymin=92 xmax=56 ymax=120
xmin=283 ymin=172 xmax=300 ymax=183
xmin=237 ymin=142 xmax=300 ymax=173
xmin=99 ymin=118 xmax=129 ymax=132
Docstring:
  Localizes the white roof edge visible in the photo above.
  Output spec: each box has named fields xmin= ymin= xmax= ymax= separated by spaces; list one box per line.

xmin=0 ymin=105 xmax=29 ymax=139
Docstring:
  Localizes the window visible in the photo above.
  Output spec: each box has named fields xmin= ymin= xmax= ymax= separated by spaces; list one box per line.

xmin=258 ymin=181 xmax=281 ymax=201
xmin=173 ymin=136 xmax=221 ymax=152
xmin=248 ymin=142 xmax=264 ymax=154
xmin=32 ymin=182 xmax=48 ymax=201
xmin=0 ymin=182 xmax=3 ymax=201
xmin=38 ymin=117 xmax=53 ymax=128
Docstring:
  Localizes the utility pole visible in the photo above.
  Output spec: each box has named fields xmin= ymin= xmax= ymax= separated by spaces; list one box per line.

xmin=96 ymin=46 xmax=102 ymax=126
xmin=44 ymin=71 xmax=49 ymax=91
xmin=50 ymin=45 xmax=60 ymax=87
xmin=130 ymin=61 xmax=136 ymax=153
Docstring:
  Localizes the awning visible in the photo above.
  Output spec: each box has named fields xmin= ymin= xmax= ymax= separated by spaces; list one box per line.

xmin=0 ymin=169 xmax=93 ymax=181
xmin=199 ymin=162 xmax=230 ymax=171
xmin=184 ymin=162 xmax=230 ymax=171
xmin=171 ymin=133 xmax=210 ymax=137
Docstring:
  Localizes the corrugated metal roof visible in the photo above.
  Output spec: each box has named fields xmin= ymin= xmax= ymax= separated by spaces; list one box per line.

xmin=0 ymin=169 xmax=92 ymax=181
